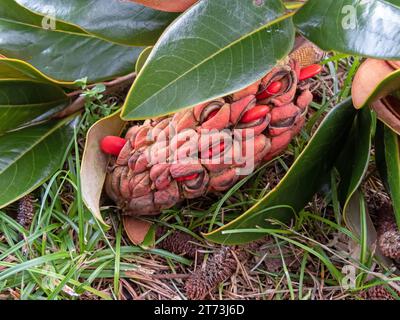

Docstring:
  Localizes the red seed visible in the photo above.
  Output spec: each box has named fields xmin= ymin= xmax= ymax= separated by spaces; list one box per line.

xmin=299 ymin=64 xmax=322 ymax=81
xmin=208 ymin=142 xmax=225 ymax=158
xmin=240 ymin=105 xmax=270 ymax=123
xmin=100 ymin=136 xmax=127 ymax=156
xmin=175 ymin=173 xmax=199 ymax=182
xmin=256 ymin=81 xmax=282 ymax=100
xmin=205 ymin=109 xmax=219 ymax=121
xmin=266 ymin=81 xmax=282 ymax=94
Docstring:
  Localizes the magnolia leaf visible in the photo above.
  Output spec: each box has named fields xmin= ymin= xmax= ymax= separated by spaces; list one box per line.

xmin=122 ymin=0 xmax=295 ymax=120
xmin=205 ymin=98 xmax=357 ymax=245
xmin=123 ymin=216 xmax=153 ymax=246
xmin=81 ymin=111 xmax=126 ymax=226
xmin=0 ymin=0 xmax=142 ymax=83
xmin=135 ymin=47 xmax=153 ymax=74
xmin=0 ymin=0 xmax=85 ymax=33
xmin=129 ymin=0 xmax=198 ymax=12
xmin=352 ymin=59 xmax=400 ymax=109
xmin=294 ymin=0 xmax=400 ymax=59
xmin=0 ymin=116 xmax=78 ymax=208
xmin=334 ymin=108 xmax=393 ymax=265
xmin=16 ymin=0 xmax=178 ymax=46
xmin=0 ymin=58 xmax=77 ymax=88
xmin=343 ymin=191 xmax=393 ymax=266
xmin=376 ymin=121 xmax=400 ymax=228
xmin=336 ymin=107 xmax=374 ymax=208
xmin=342 ymin=192 xmax=377 ymax=255
xmin=0 ymin=79 xmax=70 ymax=135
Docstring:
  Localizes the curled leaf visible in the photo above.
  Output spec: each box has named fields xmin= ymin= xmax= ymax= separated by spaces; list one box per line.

xmin=372 ymin=95 xmax=400 ymax=135
xmin=80 ymin=111 xmax=126 ymax=226
xmin=352 ymin=59 xmax=400 ymax=109
xmin=375 ymin=121 xmax=400 ymax=229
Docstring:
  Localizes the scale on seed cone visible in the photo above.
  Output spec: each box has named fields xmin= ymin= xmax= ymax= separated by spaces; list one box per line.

xmin=92 ymin=41 xmax=323 ymax=244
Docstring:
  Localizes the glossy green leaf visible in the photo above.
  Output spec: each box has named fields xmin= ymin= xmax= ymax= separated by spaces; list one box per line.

xmin=0 ymin=0 xmax=142 ymax=83
xmin=0 ymin=116 xmax=78 ymax=208
xmin=16 ymin=0 xmax=178 ymax=46
xmin=333 ymin=105 xmax=380 ymax=253
xmin=376 ymin=121 xmax=400 ymax=228
xmin=0 ymin=58 xmax=76 ymax=87
xmin=335 ymin=107 xmax=375 ymax=208
xmin=294 ymin=0 xmax=400 ymax=59
xmin=0 ymin=79 xmax=70 ymax=134
xmin=334 ymin=110 xmax=394 ymax=265
xmin=0 ymin=0 xmax=85 ymax=33
xmin=122 ymin=0 xmax=295 ymax=120
xmin=135 ymin=47 xmax=153 ymax=74
xmin=205 ymin=98 xmax=357 ymax=245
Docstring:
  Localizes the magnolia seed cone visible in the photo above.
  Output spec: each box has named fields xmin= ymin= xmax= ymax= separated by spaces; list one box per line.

xmin=105 ymin=45 xmax=321 ymax=216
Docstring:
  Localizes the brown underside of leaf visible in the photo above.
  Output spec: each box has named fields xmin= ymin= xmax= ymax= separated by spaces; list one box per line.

xmin=123 ymin=216 xmax=152 ymax=245
xmin=388 ymin=61 xmax=400 ymax=70
xmin=352 ymin=59 xmax=396 ymax=108
xmin=80 ymin=112 xmax=126 ymax=226
xmin=129 ymin=0 xmax=197 ymax=12
xmin=372 ymin=95 xmax=400 ymax=135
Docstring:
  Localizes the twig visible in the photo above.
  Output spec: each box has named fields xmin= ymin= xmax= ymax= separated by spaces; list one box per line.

xmin=55 ymin=72 xmax=136 ymax=118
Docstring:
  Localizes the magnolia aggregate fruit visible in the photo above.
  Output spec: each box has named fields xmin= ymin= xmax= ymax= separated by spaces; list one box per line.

xmin=102 ymin=49 xmax=322 ymax=216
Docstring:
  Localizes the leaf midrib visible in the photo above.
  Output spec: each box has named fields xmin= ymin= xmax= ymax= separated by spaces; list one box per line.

xmin=0 ymin=98 xmax=68 ymax=108
xmin=0 ymin=15 xmax=100 ymax=40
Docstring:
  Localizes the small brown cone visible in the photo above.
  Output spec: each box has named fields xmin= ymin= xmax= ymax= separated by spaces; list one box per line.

xmin=17 ymin=195 xmax=35 ymax=230
xmin=377 ymin=204 xmax=400 ymax=261
xmin=156 ymin=227 xmax=203 ymax=259
xmin=362 ymin=285 xmax=398 ymax=300
xmin=185 ymin=241 xmax=263 ymax=300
